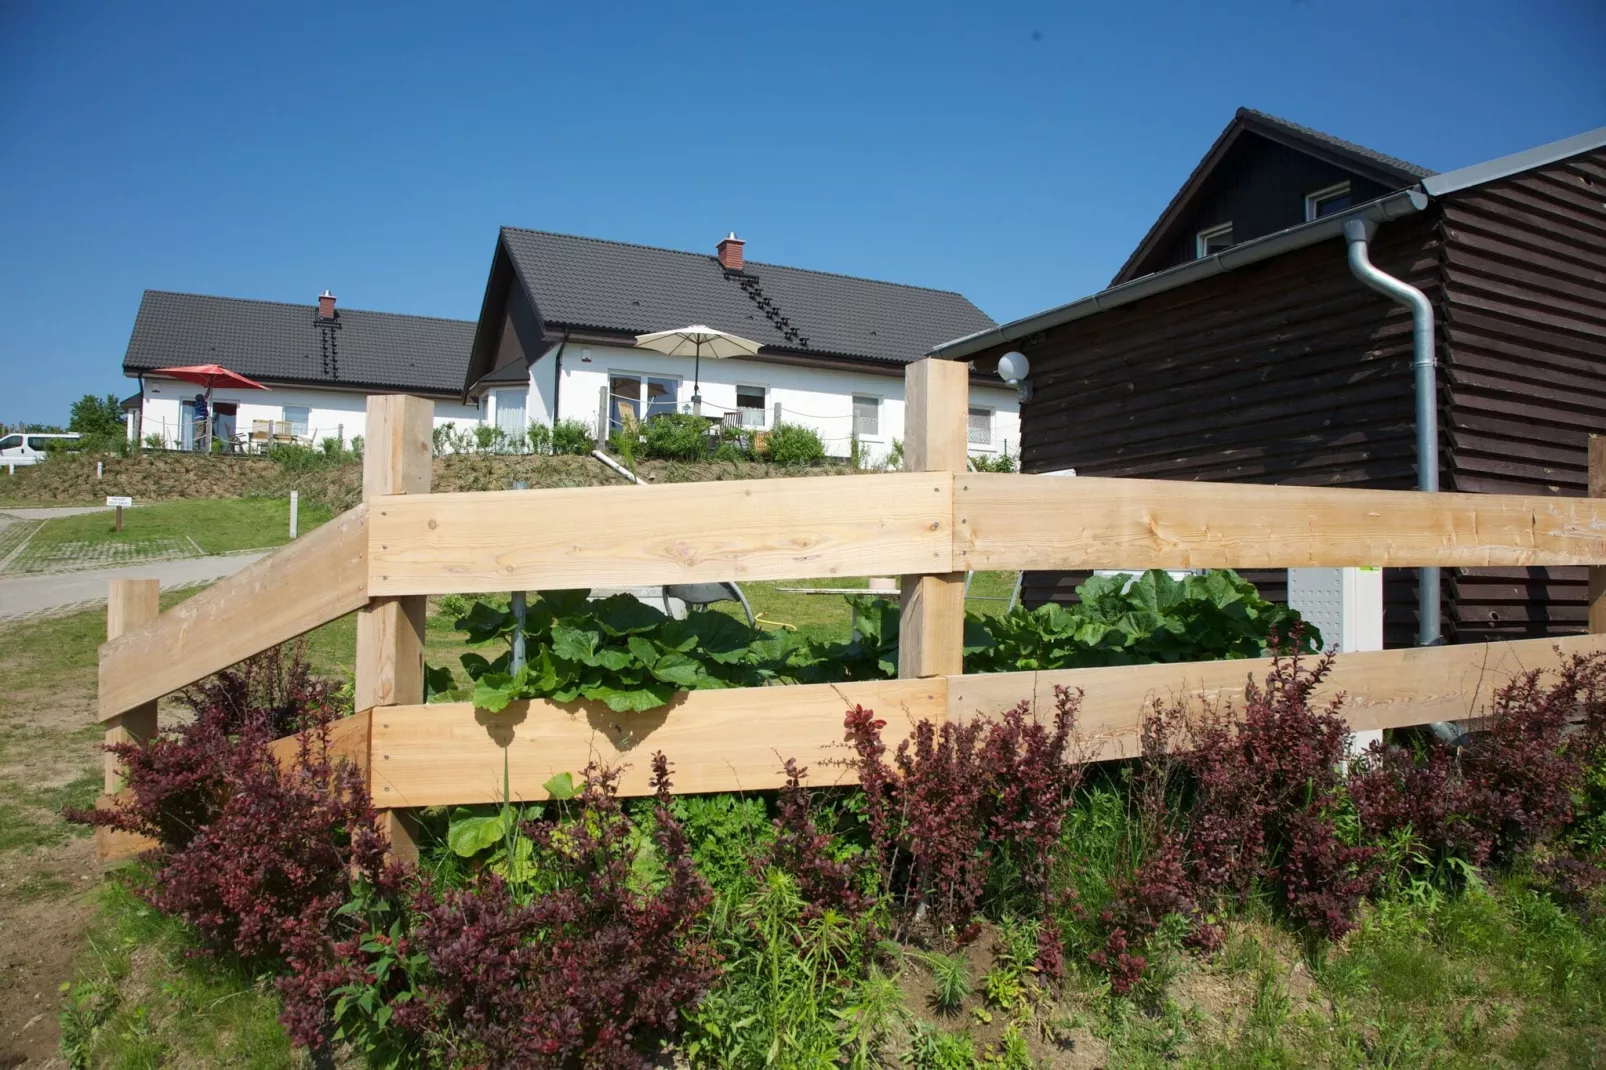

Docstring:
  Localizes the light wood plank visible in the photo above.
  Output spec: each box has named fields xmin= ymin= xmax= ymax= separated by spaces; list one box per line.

xmin=898 ymin=358 xmax=969 ymax=680
xmin=1590 ymin=435 xmax=1606 ymax=633
xmin=367 ymin=473 xmax=955 ymax=596
xmin=97 ymin=504 xmax=370 ymax=721
xmin=265 ymin=708 xmax=373 ymax=778
xmin=356 ymin=394 xmax=433 ymax=713
xmin=368 ymin=678 xmax=946 ymax=807
xmin=957 ymin=473 xmax=1606 ymax=571
xmin=103 ymin=579 xmax=160 ymax=794
xmin=947 ymin=633 xmax=1606 ymax=761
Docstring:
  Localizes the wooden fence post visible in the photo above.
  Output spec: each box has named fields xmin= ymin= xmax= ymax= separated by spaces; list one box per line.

xmin=899 ymin=358 xmax=969 ymax=679
xmin=357 ymin=395 xmax=433 ymax=863
xmin=1591 ymin=435 xmax=1606 ymax=634
xmin=105 ymin=579 xmax=160 ymax=793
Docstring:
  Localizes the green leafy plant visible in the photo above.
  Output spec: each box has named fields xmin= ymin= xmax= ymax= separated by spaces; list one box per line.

xmin=551 ymin=418 xmax=595 ymax=455
xmin=793 ymin=597 xmax=994 ymax=682
xmin=920 ymin=950 xmax=973 ymax=1013
xmin=762 ymin=422 xmax=826 ymax=466
xmin=642 ymin=412 xmax=710 ymax=460
xmin=526 ymin=420 xmax=553 ymax=454
xmin=966 ymin=569 xmax=1320 ymax=673
xmin=435 ymin=590 xmax=794 ymax=714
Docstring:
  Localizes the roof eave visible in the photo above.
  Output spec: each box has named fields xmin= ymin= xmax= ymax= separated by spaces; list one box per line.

xmin=930 ymin=187 xmax=1429 ymax=362
xmin=1422 ymin=126 xmax=1606 ymax=196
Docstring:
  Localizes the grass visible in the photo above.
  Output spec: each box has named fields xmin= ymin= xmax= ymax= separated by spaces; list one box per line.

xmin=4 ymin=497 xmax=334 ymax=575
xmin=59 ymin=876 xmax=294 ymax=1069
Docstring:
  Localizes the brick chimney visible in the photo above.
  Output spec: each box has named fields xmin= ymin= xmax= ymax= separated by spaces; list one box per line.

xmin=317 ymin=290 xmax=337 ymax=320
xmin=716 ymin=232 xmax=745 ymax=272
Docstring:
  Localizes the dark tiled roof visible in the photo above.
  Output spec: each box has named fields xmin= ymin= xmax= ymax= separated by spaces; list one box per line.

xmin=498 ymin=228 xmax=995 ymax=366
xmin=1240 ymin=108 xmax=1436 ymax=179
xmin=123 ymin=291 xmax=476 ymax=395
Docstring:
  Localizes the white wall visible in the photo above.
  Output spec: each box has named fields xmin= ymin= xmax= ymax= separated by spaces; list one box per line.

xmin=502 ymin=343 xmax=1020 ymax=463
xmin=137 ymin=379 xmax=478 ymax=450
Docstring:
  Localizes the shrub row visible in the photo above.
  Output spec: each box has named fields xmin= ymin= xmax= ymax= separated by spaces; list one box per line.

xmin=78 ymin=637 xmax=1606 ymax=1065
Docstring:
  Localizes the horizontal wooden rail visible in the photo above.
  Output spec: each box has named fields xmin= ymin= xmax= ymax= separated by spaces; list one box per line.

xmin=950 ymin=632 xmax=1606 ymax=761
xmin=355 ymin=634 xmax=1602 ymax=808
xmin=958 ymin=474 xmax=1606 ymax=571
xmin=97 ymin=504 xmax=371 ymax=721
xmin=361 ymin=473 xmax=1606 ymax=598
xmin=367 ymin=679 xmax=945 ymax=807
xmin=366 ymin=474 xmax=953 ymax=596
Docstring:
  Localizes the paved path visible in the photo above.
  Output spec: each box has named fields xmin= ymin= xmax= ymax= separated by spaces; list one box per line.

xmin=0 ymin=506 xmax=118 ymax=521
xmin=0 ymin=551 xmax=265 ymax=620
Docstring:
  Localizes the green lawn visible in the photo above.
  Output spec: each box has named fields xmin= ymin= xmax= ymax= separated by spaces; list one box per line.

xmin=3 ymin=497 xmax=333 ymax=574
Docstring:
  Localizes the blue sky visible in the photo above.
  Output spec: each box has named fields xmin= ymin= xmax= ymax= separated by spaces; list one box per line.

xmin=2 ymin=0 xmax=1602 ymax=424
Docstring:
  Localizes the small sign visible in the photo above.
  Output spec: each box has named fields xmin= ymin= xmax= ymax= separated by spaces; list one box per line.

xmin=106 ymin=496 xmax=133 ymax=508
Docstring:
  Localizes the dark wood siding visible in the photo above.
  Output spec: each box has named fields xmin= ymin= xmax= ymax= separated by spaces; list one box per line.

xmin=1012 ymin=212 xmax=1445 ymax=647
xmin=1439 ymin=147 xmax=1606 ymax=642
xmin=1139 ymin=135 xmax=1396 ymax=276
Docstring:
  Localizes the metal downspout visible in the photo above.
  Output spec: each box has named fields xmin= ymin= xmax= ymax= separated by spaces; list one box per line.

xmin=1342 ymin=217 xmax=1440 ymax=648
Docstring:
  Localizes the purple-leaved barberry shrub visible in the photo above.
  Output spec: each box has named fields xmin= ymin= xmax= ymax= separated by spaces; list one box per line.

xmin=844 ymin=687 xmax=1083 ymax=954
xmin=408 ymin=754 xmax=717 ymax=1069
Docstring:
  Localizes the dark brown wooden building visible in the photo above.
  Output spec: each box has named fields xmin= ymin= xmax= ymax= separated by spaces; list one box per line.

xmin=935 ymin=115 xmax=1606 ymax=648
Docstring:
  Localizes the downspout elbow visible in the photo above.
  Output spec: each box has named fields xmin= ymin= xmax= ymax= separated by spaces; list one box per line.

xmin=1343 ymin=216 xmax=1442 ymax=647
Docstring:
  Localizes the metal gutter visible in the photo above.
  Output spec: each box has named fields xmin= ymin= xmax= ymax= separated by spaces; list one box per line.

xmin=1421 ymin=126 xmax=1606 ymax=197
xmin=931 ymin=188 xmax=1429 ymax=361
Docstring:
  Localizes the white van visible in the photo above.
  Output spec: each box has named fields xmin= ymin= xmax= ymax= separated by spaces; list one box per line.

xmin=0 ymin=432 xmax=81 ymax=473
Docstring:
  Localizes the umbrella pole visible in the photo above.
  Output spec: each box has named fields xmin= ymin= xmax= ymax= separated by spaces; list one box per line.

xmin=204 ymin=384 xmax=214 ymax=454
xmin=693 ymin=344 xmax=702 ymax=416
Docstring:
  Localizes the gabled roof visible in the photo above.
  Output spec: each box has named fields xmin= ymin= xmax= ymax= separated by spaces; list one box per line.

xmin=1110 ymin=107 xmax=1435 ymax=286
xmin=464 ymin=228 xmax=994 ymax=393
xmin=123 ymin=291 xmax=477 ymax=396
xmin=931 ymin=123 xmax=1606 ymax=363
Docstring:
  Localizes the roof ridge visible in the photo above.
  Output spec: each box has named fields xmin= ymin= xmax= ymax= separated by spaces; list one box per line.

xmin=141 ymin=289 xmax=475 ymax=326
xmin=497 ymin=227 xmax=973 ymax=297
xmin=1236 ymin=107 xmax=1436 ymax=177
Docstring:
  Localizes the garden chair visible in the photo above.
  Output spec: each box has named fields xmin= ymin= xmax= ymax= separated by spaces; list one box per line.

xmin=664 ymin=582 xmax=756 ymax=626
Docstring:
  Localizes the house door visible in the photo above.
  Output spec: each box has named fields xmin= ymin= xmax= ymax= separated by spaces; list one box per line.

xmin=494 ymin=390 xmax=526 ymax=441
xmin=213 ymin=403 xmax=237 ymax=447
xmin=180 ymin=401 xmax=196 ymax=450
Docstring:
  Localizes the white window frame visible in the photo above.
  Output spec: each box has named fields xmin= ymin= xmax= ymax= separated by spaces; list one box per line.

xmin=1304 ymin=181 xmax=1352 ymax=222
xmin=967 ymin=405 xmax=994 ymax=449
xmin=852 ymin=394 xmax=882 ymax=440
xmin=1195 ymin=222 xmax=1233 ymax=259
xmin=282 ymin=405 xmax=310 ymax=439
xmin=734 ymin=384 xmax=768 ymax=429
xmin=608 ymin=371 xmax=682 ymax=432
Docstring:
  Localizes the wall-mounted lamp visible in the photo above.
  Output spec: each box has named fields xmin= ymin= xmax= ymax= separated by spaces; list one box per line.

xmin=997 ymin=351 xmax=1033 ymax=403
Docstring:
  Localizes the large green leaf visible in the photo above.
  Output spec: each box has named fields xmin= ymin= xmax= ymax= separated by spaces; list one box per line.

xmin=551 ymin=621 xmax=601 ymax=665
xmin=457 ymin=601 xmax=514 ymax=644
xmin=539 ymin=589 xmax=592 ymax=616
xmin=471 ymin=672 xmax=517 ymax=712
xmin=591 ymin=594 xmax=669 ymax=636
xmin=447 ymin=808 xmax=510 ymax=857
xmin=582 ymin=680 xmax=678 ymax=712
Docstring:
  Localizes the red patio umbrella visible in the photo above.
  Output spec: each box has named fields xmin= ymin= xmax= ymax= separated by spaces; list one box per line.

xmin=151 ymin=364 xmax=270 ymax=453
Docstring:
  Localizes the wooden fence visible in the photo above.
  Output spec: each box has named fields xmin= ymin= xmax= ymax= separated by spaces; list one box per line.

xmin=94 ymin=361 xmax=1606 ymax=861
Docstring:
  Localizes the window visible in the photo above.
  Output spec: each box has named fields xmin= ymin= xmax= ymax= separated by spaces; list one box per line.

xmin=968 ymin=406 xmax=993 ymax=447
xmin=1305 ymin=181 xmax=1352 ymax=221
xmin=1196 ymin=222 xmax=1233 ymax=258
xmin=735 ymin=385 xmax=767 ymax=428
xmin=0 ymin=435 xmax=21 ymax=452
xmin=282 ymin=406 xmax=310 ymax=438
xmin=853 ymin=395 xmax=880 ymax=438
xmin=609 ymin=375 xmax=680 ymax=432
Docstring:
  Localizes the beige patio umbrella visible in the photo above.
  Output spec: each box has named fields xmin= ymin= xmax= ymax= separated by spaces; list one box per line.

xmin=634 ymin=325 xmax=762 ymax=414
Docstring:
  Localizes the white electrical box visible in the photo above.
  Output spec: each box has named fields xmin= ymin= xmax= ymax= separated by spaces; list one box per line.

xmin=1287 ymin=567 xmax=1384 ymax=754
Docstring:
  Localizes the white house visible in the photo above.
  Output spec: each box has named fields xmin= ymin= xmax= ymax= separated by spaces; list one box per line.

xmin=121 ymin=290 xmax=480 ymax=450
xmin=462 ymin=229 xmax=1018 ymax=464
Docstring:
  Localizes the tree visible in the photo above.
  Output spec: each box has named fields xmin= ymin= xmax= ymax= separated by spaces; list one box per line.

xmin=68 ymin=393 xmax=124 ymax=438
